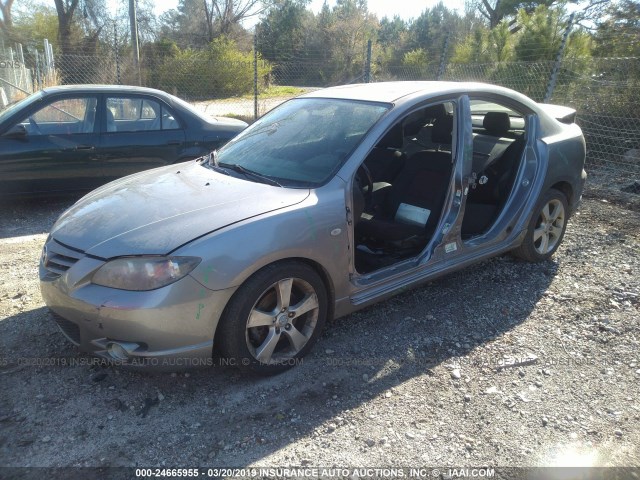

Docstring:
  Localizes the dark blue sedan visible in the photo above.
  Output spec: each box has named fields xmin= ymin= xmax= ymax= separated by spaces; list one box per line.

xmin=0 ymin=85 xmax=247 ymax=197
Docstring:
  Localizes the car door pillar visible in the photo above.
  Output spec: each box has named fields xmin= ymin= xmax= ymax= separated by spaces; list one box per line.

xmin=425 ymin=95 xmax=472 ymax=264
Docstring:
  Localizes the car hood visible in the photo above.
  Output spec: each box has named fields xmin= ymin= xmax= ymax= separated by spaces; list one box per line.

xmin=50 ymin=162 xmax=310 ymax=258
xmin=210 ymin=116 xmax=249 ymax=128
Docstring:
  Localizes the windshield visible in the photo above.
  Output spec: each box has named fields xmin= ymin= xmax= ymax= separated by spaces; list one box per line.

xmin=0 ymin=91 xmax=43 ymax=124
xmin=214 ymin=98 xmax=390 ymax=187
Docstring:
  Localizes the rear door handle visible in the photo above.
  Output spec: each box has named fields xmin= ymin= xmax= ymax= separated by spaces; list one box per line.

xmin=167 ymin=141 xmax=180 ymax=146
xmin=75 ymin=145 xmax=95 ymax=151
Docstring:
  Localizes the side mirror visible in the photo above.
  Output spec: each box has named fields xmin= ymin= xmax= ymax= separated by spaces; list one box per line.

xmin=3 ymin=124 xmax=28 ymax=139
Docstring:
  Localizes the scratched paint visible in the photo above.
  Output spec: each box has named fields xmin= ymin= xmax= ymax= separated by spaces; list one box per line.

xmin=196 ymin=288 xmax=207 ymax=319
xmin=203 ymin=265 xmax=215 ymax=284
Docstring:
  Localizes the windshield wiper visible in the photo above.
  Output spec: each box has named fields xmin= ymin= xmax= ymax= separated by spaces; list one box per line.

xmin=218 ymin=162 xmax=283 ymax=187
xmin=201 ymin=150 xmax=232 ymax=175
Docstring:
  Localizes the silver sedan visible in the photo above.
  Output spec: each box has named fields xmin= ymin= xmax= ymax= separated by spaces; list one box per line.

xmin=40 ymin=82 xmax=587 ymax=374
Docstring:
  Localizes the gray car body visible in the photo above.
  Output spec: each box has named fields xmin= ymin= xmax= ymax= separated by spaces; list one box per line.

xmin=39 ymin=81 xmax=586 ymax=366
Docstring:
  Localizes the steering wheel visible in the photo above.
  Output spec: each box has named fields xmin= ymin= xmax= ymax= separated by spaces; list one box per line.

xmin=356 ymin=163 xmax=374 ymax=209
xmin=28 ymin=117 xmax=42 ymax=135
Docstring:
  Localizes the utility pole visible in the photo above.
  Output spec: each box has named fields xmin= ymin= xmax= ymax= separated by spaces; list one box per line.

xmin=129 ymin=0 xmax=141 ymax=85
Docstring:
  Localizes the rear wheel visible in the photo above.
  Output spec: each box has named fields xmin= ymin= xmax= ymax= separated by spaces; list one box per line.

xmin=217 ymin=261 xmax=327 ymax=375
xmin=513 ymin=188 xmax=568 ymax=262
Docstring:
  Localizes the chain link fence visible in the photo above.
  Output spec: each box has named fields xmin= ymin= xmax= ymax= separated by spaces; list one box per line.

xmin=1 ymin=39 xmax=638 ymax=199
xmin=553 ymin=57 xmax=640 ymax=197
xmin=375 ymin=56 xmax=640 ymax=197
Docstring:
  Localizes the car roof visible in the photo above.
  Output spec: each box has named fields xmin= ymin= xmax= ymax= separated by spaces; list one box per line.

xmin=300 ymin=80 xmax=567 ymax=137
xmin=41 ymin=85 xmax=172 ymax=98
xmin=301 ymin=81 xmax=534 ymax=105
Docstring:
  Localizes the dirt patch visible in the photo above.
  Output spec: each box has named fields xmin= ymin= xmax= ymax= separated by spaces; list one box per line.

xmin=0 ymin=196 xmax=638 ymax=468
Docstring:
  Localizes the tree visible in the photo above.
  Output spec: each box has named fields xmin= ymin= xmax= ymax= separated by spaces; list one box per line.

xmin=452 ymin=4 xmax=590 ymax=64
xmin=205 ymin=0 xmax=271 ymax=38
xmin=514 ymin=4 xmax=590 ymax=61
xmin=470 ymin=0 xmax=558 ymax=28
xmin=376 ymin=15 xmax=409 ymax=66
xmin=160 ymin=0 xmax=208 ymax=48
xmin=594 ymin=0 xmax=640 ymax=57
xmin=513 ymin=4 xmax=564 ymax=61
xmin=0 ymin=0 xmax=15 ymax=41
xmin=452 ymin=20 xmax=515 ymax=63
xmin=406 ymin=3 xmax=462 ymax=59
xmin=256 ymin=0 xmax=311 ymax=60
xmin=53 ymin=0 xmax=79 ymax=55
xmin=12 ymin=4 xmax=59 ymax=48
xmin=327 ymin=0 xmax=377 ymax=81
xmin=53 ymin=0 xmax=107 ymax=55
xmin=160 ymin=0 xmax=267 ymax=47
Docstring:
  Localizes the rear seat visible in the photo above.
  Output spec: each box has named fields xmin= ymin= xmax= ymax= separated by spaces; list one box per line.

xmin=471 ymin=112 xmax=515 ymax=179
xmin=462 ymin=112 xmax=526 ymax=235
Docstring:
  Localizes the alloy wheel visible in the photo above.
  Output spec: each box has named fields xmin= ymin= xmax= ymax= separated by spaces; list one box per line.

xmin=245 ymin=277 xmax=319 ymax=364
xmin=533 ymin=198 xmax=565 ymax=255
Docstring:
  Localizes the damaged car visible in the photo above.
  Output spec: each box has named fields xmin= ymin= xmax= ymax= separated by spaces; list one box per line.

xmin=39 ymin=81 xmax=587 ymax=374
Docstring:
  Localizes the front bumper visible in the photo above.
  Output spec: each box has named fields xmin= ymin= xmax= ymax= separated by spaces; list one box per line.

xmin=39 ymin=254 xmax=236 ymax=370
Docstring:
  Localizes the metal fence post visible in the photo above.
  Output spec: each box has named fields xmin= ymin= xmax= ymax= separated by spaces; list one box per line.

xmin=114 ymin=21 xmax=121 ymax=85
xmin=35 ymin=53 xmax=41 ymax=90
xmin=254 ymin=33 xmax=259 ymax=121
xmin=364 ymin=39 xmax=372 ymax=83
xmin=544 ymin=13 xmax=574 ymax=103
xmin=437 ymin=32 xmax=451 ymax=80
xmin=129 ymin=0 xmax=141 ymax=85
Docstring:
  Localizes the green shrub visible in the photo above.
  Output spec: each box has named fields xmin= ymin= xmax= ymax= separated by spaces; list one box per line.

xmin=155 ymin=37 xmax=271 ymax=99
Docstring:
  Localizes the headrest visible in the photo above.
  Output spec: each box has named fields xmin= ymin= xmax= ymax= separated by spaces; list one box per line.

xmin=377 ymin=122 xmax=404 ymax=150
xmin=423 ymin=103 xmax=447 ymax=119
xmin=404 ymin=104 xmax=448 ymax=137
xmin=483 ymin=112 xmax=511 ymax=136
xmin=403 ymin=111 xmax=427 ymax=136
xmin=431 ymin=114 xmax=453 ymax=145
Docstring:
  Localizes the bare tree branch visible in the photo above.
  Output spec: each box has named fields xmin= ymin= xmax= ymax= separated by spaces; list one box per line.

xmin=205 ymin=0 xmax=272 ymax=36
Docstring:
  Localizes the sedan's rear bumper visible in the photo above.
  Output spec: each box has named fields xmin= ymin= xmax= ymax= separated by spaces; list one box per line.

xmin=571 ymin=168 xmax=588 ymax=215
xmin=40 ymin=268 xmax=236 ymax=370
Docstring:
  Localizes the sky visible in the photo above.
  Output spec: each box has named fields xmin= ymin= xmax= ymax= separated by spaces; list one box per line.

xmin=148 ymin=0 xmax=468 ymax=22
xmin=308 ymin=0 xmax=467 ymax=20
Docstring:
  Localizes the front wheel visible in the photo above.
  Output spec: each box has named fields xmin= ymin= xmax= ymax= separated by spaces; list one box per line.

xmin=513 ymin=188 xmax=568 ymax=262
xmin=217 ymin=261 xmax=328 ymax=375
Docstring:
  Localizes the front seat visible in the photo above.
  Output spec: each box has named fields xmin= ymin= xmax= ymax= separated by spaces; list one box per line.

xmin=364 ymin=123 xmax=406 ymax=184
xmin=106 ymin=108 xmax=117 ymax=133
xmin=358 ymin=115 xmax=454 ymax=245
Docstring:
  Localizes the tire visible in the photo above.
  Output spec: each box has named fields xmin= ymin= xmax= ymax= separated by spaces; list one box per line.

xmin=513 ymin=188 xmax=568 ymax=262
xmin=217 ymin=261 xmax=328 ymax=375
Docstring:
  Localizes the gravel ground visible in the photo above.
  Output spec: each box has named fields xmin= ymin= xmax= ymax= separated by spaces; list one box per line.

xmin=0 ymin=192 xmax=638 ymax=470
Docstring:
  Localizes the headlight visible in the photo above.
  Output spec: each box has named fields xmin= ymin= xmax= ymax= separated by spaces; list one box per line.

xmin=92 ymin=256 xmax=201 ymax=291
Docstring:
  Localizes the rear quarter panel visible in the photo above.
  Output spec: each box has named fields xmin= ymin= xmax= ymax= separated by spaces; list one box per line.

xmin=540 ymin=123 xmax=586 ymax=211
